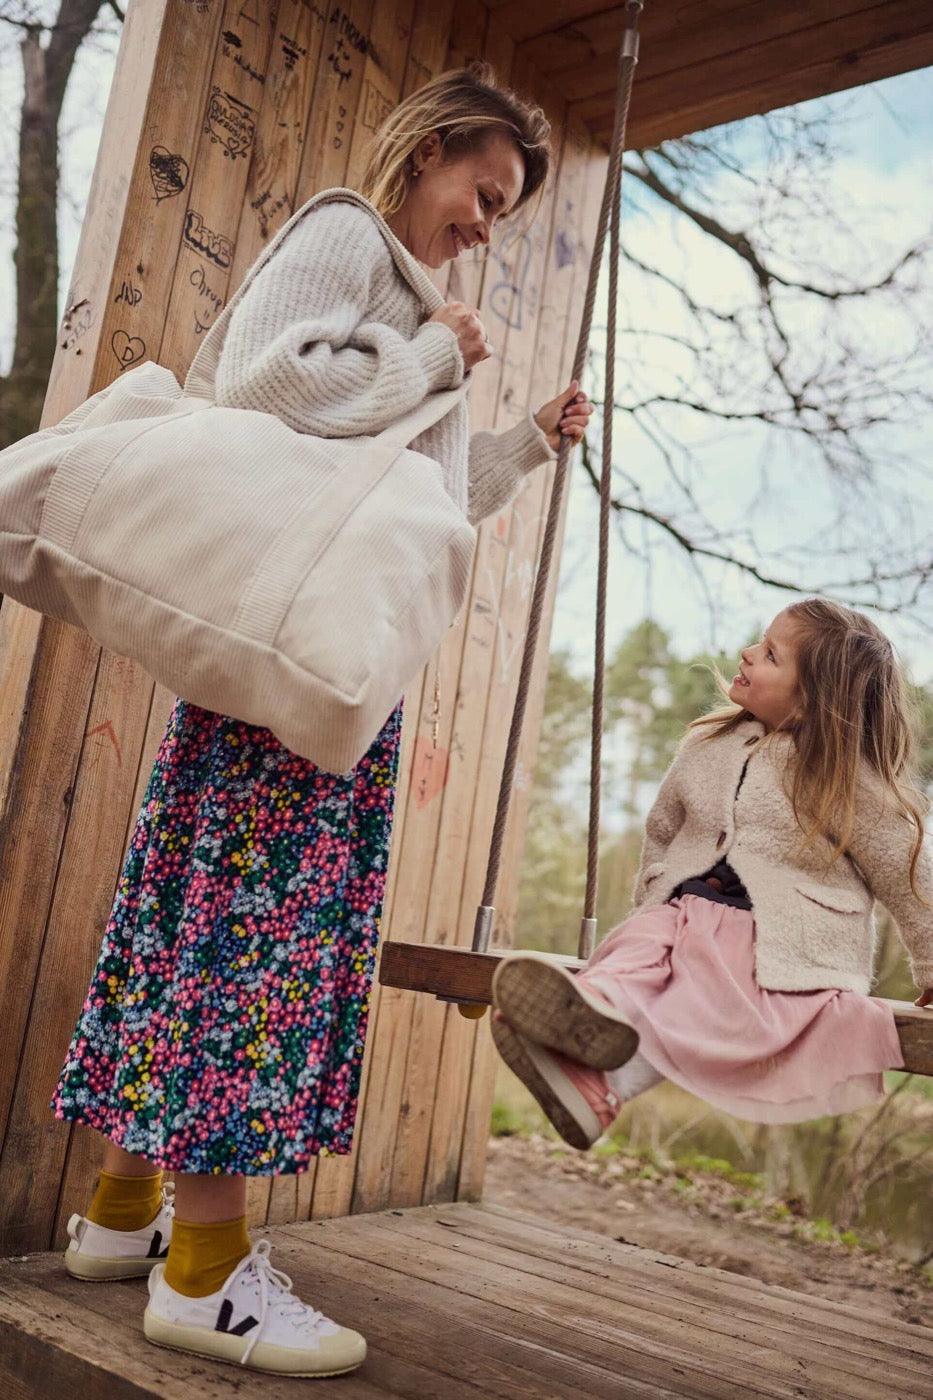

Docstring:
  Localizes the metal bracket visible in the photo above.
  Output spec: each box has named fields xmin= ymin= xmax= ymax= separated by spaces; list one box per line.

xmin=472 ymin=904 xmax=495 ymax=953
xmin=578 ymin=916 xmax=597 ymax=961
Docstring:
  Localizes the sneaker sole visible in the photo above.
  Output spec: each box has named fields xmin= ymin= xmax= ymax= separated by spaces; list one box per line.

xmin=491 ymin=1015 xmax=601 ymax=1151
xmin=143 ymin=1309 xmax=366 ymax=1377
xmin=492 ymin=952 xmax=639 ymax=1070
xmin=64 ymin=1248 xmax=161 ymax=1281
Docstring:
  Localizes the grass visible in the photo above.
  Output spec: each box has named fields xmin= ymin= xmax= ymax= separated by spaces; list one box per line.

xmin=490 ymin=1058 xmax=933 ymax=1262
xmin=886 ymin=1069 xmax=933 ymax=1100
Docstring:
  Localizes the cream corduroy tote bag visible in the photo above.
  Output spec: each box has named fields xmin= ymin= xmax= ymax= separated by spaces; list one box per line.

xmin=0 ymin=188 xmax=475 ymax=773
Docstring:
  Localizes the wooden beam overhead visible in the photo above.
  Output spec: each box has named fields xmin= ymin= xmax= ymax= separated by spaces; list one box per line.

xmin=496 ymin=0 xmax=933 ymax=148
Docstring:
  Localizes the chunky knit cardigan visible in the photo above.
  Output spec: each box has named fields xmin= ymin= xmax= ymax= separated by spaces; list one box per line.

xmin=213 ymin=190 xmax=558 ymax=526
xmin=632 ymin=718 xmax=933 ymax=995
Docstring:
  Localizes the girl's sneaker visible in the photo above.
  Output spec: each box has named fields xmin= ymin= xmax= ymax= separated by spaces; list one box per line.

xmin=144 ymin=1238 xmax=366 ymax=1377
xmin=64 ymin=1181 xmax=174 ymax=1281
xmin=491 ymin=1012 xmax=621 ymax=1150
xmin=492 ymin=951 xmax=639 ymax=1070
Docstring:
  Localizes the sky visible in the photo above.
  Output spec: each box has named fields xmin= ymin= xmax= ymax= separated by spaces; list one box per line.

xmin=1 ymin=20 xmax=930 ymax=699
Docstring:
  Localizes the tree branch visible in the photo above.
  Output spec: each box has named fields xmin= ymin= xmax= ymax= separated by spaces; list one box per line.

xmin=578 ymin=436 xmax=933 ymax=615
xmin=625 ymin=150 xmax=922 ymax=301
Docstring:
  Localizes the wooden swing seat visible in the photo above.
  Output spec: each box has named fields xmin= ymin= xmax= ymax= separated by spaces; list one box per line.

xmin=378 ymin=942 xmax=933 ymax=1076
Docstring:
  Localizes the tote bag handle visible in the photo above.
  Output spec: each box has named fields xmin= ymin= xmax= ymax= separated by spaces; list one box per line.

xmin=183 ymin=187 xmax=467 ymax=448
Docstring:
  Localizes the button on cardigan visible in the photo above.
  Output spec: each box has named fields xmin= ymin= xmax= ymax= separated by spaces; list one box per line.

xmin=632 ymin=719 xmax=933 ymax=995
xmin=213 ymin=191 xmax=558 ymax=527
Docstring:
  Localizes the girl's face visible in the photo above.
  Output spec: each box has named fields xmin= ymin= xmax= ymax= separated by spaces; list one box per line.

xmin=729 ymin=610 xmax=801 ymax=730
xmin=386 ymin=129 xmax=525 ymax=269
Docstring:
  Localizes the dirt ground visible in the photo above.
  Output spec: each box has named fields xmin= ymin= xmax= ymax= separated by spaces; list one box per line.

xmin=483 ymin=1134 xmax=932 ymax=1330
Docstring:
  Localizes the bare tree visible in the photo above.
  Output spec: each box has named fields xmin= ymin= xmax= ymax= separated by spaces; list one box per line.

xmin=582 ymin=103 xmax=933 ymax=629
xmin=0 ymin=0 xmax=123 ymax=450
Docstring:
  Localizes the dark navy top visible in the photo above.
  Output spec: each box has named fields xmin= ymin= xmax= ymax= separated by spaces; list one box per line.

xmin=673 ymin=860 xmax=752 ymax=910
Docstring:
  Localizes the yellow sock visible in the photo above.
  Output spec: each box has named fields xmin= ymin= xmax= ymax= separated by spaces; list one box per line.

xmin=85 ymin=1168 xmax=164 ymax=1232
xmin=164 ymin=1216 xmax=251 ymax=1298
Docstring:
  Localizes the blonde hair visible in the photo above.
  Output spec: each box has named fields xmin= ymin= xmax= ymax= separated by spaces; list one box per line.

xmin=359 ymin=61 xmax=551 ymax=222
xmin=692 ymin=598 xmax=928 ymax=894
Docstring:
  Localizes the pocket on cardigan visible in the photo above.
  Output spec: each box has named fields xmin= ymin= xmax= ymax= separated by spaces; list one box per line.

xmin=794 ymin=881 xmax=871 ymax=972
xmin=795 ymin=881 xmax=866 ymax=915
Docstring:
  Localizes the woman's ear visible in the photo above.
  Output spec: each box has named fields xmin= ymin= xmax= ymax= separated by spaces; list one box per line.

xmin=415 ymin=130 xmax=444 ymax=171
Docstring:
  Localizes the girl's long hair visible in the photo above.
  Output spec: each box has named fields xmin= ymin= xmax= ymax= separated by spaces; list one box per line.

xmin=359 ymin=62 xmax=551 ymax=222
xmin=692 ymin=598 xmax=928 ymax=894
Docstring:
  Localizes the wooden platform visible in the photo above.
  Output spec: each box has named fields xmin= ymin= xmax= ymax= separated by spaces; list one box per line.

xmin=1 ymin=1203 xmax=930 ymax=1399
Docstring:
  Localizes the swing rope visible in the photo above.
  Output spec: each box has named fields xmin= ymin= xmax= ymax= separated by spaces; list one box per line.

xmin=472 ymin=2 xmax=643 ymax=962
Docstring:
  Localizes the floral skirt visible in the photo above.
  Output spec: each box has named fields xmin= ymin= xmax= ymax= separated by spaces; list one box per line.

xmin=51 ymin=695 xmax=404 ymax=1174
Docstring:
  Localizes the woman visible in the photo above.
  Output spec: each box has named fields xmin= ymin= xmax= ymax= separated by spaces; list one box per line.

xmin=52 ymin=62 xmax=593 ymax=1377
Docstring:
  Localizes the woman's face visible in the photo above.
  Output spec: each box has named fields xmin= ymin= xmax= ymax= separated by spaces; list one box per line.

xmin=387 ymin=129 xmax=525 ymax=269
xmin=729 ymin=610 xmax=801 ymax=730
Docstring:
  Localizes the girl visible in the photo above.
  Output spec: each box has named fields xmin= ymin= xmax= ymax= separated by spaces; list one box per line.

xmin=51 ymin=63 xmax=594 ymax=1378
xmin=492 ymin=599 xmax=933 ymax=1151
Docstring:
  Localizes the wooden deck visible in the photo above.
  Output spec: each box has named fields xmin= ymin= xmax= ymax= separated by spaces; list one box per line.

xmin=1 ymin=1203 xmax=930 ymax=1399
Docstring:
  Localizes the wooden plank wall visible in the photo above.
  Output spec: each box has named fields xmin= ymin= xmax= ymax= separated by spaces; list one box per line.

xmin=0 ymin=0 xmax=606 ymax=1254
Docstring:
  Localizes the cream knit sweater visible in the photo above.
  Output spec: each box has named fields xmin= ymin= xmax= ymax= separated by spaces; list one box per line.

xmin=213 ymin=191 xmax=558 ymax=526
xmin=632 ymin=718 xmax=933 ymax=995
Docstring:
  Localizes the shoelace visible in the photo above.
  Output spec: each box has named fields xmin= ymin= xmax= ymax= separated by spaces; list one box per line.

xmin=221 ymin=1238 xmax=326 ymax=1366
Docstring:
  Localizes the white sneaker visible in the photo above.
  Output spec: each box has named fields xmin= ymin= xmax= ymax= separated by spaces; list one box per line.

xmin=144 ymin=1237 xmax=367 ymax=1377
xmin=64 ymin=1181 xmax=174 ymax=1281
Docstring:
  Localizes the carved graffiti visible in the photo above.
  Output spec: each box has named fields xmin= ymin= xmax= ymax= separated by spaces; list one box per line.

xmin=86 ymin=719 xmax=123 ymax=769
xmin=114 ymin=276 xmax=142 ymax=307
xmin=489 ymin=224 xmax=533 ymax=330
xmin=203 ymin=87 xmax=256 ymax=160
xmin=221 ymin=28 xmax=266 ymax=85
xmin=183 ymin=209 xmax=234 ymax=269
xmin=280 ymin=32 xmax=309 ymax=72
xmin=554 ymin=226 xmax=575 ymax=271
xmin=326 ymin=38 xmax=353 ymax=86
xmin=330 ymin=5 xmax=370 ymax=55
xmin=325 ymin=4 xmax=373 ymax=87
xmin=149 ymin=146 xmax=189 ymax=202
xmin=60 ymin=296 xmax=93 ymax=350
xmin=333 ymin=101 xmax=347 ymax=149
xmin=250 ymin=187 xmax=289 ymax=239
xmin=111 ymin=330 xmax=146 ymax=370
xmin=190 ymin=265 xmax=224 ymax=334
xmin=359 ymin=78 xmax=392 ymax=134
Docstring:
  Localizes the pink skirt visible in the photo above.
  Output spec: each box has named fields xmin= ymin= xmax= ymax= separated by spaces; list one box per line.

xmin=578 ymin=895 xmax=904 ymax=1123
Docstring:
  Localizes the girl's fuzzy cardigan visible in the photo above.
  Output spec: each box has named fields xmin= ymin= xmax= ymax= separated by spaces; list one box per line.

xmin=632 ymin=718 xmax=933 ymax=995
